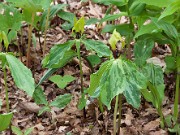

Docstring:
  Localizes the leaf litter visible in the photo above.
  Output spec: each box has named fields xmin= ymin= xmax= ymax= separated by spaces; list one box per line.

xmin=0 ymin=0 xmax=179 ymax=135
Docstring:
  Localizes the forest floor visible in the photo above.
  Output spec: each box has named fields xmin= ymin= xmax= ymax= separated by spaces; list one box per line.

xmin=0 ymin=0 xmax=179 ymax=135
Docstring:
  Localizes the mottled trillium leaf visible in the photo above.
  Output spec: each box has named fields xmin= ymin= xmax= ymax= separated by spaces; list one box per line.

xmin=82 ymin=39 xmax=111 ymax=57
xmin=49 ymin=75 xmax=75 ymax=89
xmin=134 ymin=39 xmax=154 ymax=66
xmin=0 ymin=112 xmax=13 ymax=131
xmin=88 ymin=58 xmax=147 ymax=109
xmin=88 ymin=60 xmax=113 ymax=95
xmin=142 ymin=63 xmax=165 ymax=105
xmin=87 ymin=55 xmax=101 ymax=66
xmin=46 ymin=40 xmax=75 ymax=68
xmin=6 ymin=54 xmax=35 ymax=97
xmin=38 ymin=106 xmax=51 ymax=116
xmin=33 ymin=86 xmax=48 ymax=105
xmin=50 ymin=94 xmax=72 ymax=108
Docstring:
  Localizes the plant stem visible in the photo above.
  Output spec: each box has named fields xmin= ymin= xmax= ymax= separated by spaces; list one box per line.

xmin=0 ymin=42 xmax=2 ymax=52
xmin=76 ymin=39 xmax=86 ymax=118
xmin=113 ymin=95 xmax=119 ymax=135
xmin=98 ymin=98 xmax=104 ymax=113
xmin=3 ymin=68 xmax=10 ymax=113
xmin=43 ymin=7 xmax=50 ymax=57
xmin=38 ymin=30 xmax=43 ymax=53
xmin=117 ymin=94 xmax=122 ymax=135
xmin=158 ymin=106 xmax=165 ymax=128
xmin=173 ymin=71 xmax=180 ymax=121
xmin=26 ymin=12 xmax=35 ymax=67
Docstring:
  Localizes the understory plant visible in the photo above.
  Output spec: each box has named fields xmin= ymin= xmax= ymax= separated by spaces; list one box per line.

xmin=36 ymin=16 xmax=111 ymax=117
xmin=0 ymin=37 xmax=35 ymax=132
xmin=87 ymin=29 xmax=147 ymax=135
xmin=91 ymin=0 xmax=180 ymax=133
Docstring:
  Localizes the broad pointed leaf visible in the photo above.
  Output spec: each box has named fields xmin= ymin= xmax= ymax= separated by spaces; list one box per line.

xmin=101 ymin=59 xmax=146 ymax=109
xmin=82 ymin=39 xmax=111 ymax=57
xmin=88 ymin=60 xmax=113 ymax=95
xmin=33 ymin=86 xmax=48 ymax=105
xmin=0 ymin=112 xmax=13 ymax=131
xmin=46 ymin=40 xmax=75 ymax=68
xmin=50 ymin=94 xmax=72 ymax=108
xmin=134 ymin=39 xmax=154 ymax=66
xmin=6 ymin=54 xmax=35 ymax=97
xmin=159 ymin=0 xmax=180 ymax=20
xmin=136 ymin=0 xmax=175 ymax=7
xmin=100 ymin=12 xmax=127 ymax=23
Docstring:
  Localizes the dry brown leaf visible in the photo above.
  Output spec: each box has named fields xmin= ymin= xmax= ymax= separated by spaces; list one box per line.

xmin=143 ymin=119 xmax=160 ymax=132
xmin=19 ymin=102 xmax=41 ymax=113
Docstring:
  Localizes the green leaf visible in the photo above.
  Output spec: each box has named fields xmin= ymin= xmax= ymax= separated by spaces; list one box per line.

xmin=49 ymin=75 xmax=75 ymax=89
xmin=0 ymin=4 xmax=22 ymax=42
xmin=0 ymin=53 xmax=7 ymax=68
xmin=102 ymin=24 xmax=133 ymax=36
xmin=24 ymin=127 xmax=34 ymax=135
xmin=165 ymin=55 xmax=176 ymax=71
xmin=92 ymin=0 xmax=127 ymax=7
xmin=0 ymin=112 xmax=13 ymax=131
xmin=87 ymin=55 xmax=101 ymax=66
xmin=11 ymin=126 xmax=23 ymax=135
xmin=58 ymin=11 xmax=76 ymax=30
xmin=36 ymin=68 xmax=58 ymax=88
xmin=159 ymin=0 xmax=180 ymax=20
xmin=0 ymin=31 xmax=9 ymax=50
xmin=134 ymin=39 xmax=154 ymax=66
xmin=142 ymin=64 xmax=165 ymax=105
xmin=38 ymin=106 xmax=51 ymax=116
xmin=99 ymin=59 xmax=146 ymax=109
xmin=50 ymin=94 xmax=72 ymax=108
xmin=136 ymin=0 xmax=175 ymax=7
xmin=78 ymin=93 xmax=87 ymax=110
xmin=49 ymin=50 xmax=76 ymax=68
xmin=88 ymin=60 xmax=113 ymax=95
xmin=109 ymin=29 xmax=124 ymax=50
xmin=129 ymin=2 xmax=145 ymax=16
xmin=33 ymin=86 xmax=48 ymax=105
xmin=134 ymin=23 xmax=158 ymax=38
xmin=6 ymin=0 xmax=43 ymax=12
xmin=85 ymin=18 xmax=99 ymax=25
xmin=72 ymin=16 xmax=85 ymax=35
xmin=6 ymin=54 xmax=35 ymax=97
xmin=40 ymin=4 xmax=67 ymax=31
xmin=151 ymin=17 xmax=179 ymax=41
xmin=100 ymin=12 xmax=127 ymax=23
xmin=82 ymin=39 xmax=111 ymax=57
xmin=46 ymin=40 xmax=75 ymax=68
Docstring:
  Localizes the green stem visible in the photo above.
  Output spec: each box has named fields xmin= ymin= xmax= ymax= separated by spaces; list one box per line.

xmin=113 ymin=95 xmax=119 ymax=135
xmin=3 ymin=67 xmax=10 ymax=113
xmin=43 ymin=7 xmax=50 ymax=57
xmin=117 ymin=94 xmax=122 ymax=134
xmin=173 ymin=71 xmax=180 ymax=121
xmin=26 ymin=12 xmax=35 ymax=67
xmin=76 ymin=39 xmax=86 ymax=118
xmin=98 ymin=98 xmax=104 ymax=113
xmin=158 ymin=106 xmax=165 ymax=128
